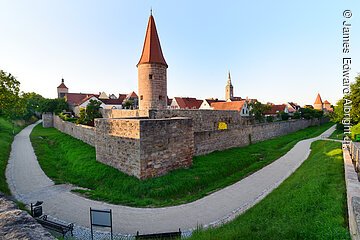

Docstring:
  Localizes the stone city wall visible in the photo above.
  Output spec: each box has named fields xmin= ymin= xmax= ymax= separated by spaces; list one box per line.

xmin=139 ymin=117 xmax=194 ymax=179
xmin=95 ymin=117 xmax=193 ymax=179
xmin=148 ymin=109 xmax=250 ymax=132
xmin=194 ymin=119 xmax=321 ymax=155
xmin=53 ymin=115 xmax=96 ymax=147
xmin=100 ymin=109 xmax=149 ymax=119
xmin=42 ymin=112 xmax=54 ymax=128
xmin=95 ymin=119 xmax=141 ymax=177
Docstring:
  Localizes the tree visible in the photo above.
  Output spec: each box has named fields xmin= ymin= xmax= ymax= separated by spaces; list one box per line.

xmin=249 ymin=101 xmax=271 ymax=122
xmin=349 ymin=74 xmax=360 ymax=124
xmin=293 ymin=112 xmax=301 ymax=119
xmin=0 ymin=70 xmax=24 ymax=119
xmin=76 ymin=99 xmax=102 ymax=126
xmin=123 ymin=100 xmax=134 ymax=109
xmin=41 ymin=98 xmax=69 ymax=114
xmin=21 ymin=92 xmax=44 ymax=120
xmin=280 ymin=111 xmax=289 ymax=121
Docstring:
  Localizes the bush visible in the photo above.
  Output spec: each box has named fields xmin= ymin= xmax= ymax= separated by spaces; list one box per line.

xmin=266 ymin=116 xmax=274 ymax=122
xmin=280 ymin=111 xmax=289 ymax=121
xmin=351 ymin=123 xmax=360 ymax=141
xmin=293 ymin=112 xmax=301 ymax=119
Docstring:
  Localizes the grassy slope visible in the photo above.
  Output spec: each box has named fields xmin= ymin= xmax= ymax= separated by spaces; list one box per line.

xmin=190 ymin=141 xmax=350 ymax=240
xmin=0 ymin=118 xmax=23 ymax=194
xmin=330 ymin=128 xmax=343 ymax=140
xmin=30 ymin=122 xmax=333 ymax=207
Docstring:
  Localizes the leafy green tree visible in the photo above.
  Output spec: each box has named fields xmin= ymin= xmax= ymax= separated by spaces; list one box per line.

xmin=349 ymin=74 xmax=360 ymax=124
xmin=300 ymin=108 xmax=323 ymax=120
xmin=249 ymin=102 xmax=271 ymax=122
xmin=76 ymin=99 xmax=102 ymax=126
xmin=0 ymin=70 xmax=24 ymax=119
xmin=41 ymin=98 xmax=68 ymax=114
xmin=293 ymin=112 xmax=301 ymax=119
xmin=85 ymin=99 xmax=102 ymax=125
xmin=266 ymin=116 xmax=274 ymax=122
xmin=280 ymin=111 xmax=289 ymax=121
xmin=21 ymin=92 xmax=44 ymax=120
xmin=123 ymin=100 xmax=134 ymax=109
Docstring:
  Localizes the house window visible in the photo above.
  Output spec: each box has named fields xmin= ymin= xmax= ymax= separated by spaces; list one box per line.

xmin=140 ymin=95 xmax=143 ymax=100
xmin=149 ymin=74 xmax=153 ymax=80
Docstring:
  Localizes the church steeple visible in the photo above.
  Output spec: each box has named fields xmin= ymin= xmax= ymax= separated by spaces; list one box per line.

xmin=137 ymin=13 xmax=167 ymax=67
xmin=225 ymin=71 xmax=234 ymax=101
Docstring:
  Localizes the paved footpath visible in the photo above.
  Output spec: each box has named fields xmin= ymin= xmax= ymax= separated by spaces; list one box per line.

xmin=6 ymin=122 xmax=335 ymax=236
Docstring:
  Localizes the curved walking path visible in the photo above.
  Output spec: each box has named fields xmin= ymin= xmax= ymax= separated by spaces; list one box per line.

xmin=6 ymin=122 xmax=335 ymax=236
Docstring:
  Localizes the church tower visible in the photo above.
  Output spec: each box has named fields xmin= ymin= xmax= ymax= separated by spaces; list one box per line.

xmin=57 ymin=78 xmax=68 ymax=98
xmin=225 ymin=71 xmax=233 ymax=101
xmin=137 ymin=12 xmax=168 ymax=110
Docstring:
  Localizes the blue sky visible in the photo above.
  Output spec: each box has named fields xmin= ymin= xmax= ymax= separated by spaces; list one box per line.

xmin=0 ymin=1 xmax=359 ymax=106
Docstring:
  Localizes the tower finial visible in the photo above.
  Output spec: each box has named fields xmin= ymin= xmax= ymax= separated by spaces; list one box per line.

xmin=150 ymin=7 xmax=152 ymax=16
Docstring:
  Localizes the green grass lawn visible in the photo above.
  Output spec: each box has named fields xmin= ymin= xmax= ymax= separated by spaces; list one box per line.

xmin=30 ymin=122 xmax=333 ymax=207
xmin=0 ymin=118 xmax=24 ymax=194
xmin=329 ymin=128 xmax=343 ymax=140
xmin=189 ymin=140 xmax=350 ymax=240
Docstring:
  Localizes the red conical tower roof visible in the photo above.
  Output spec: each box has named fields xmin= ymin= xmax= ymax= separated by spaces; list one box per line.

xmin=137 ymin=14 xmax=168 ymax=67
xmin=57 ymin=78 xmax=68 ymax=89
xmin=314 ymin=93 xmax=323 ymax=104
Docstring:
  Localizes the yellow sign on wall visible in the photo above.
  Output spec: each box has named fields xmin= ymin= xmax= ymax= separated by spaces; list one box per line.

xmin=218 ymin=122 xmax=228 ymax=130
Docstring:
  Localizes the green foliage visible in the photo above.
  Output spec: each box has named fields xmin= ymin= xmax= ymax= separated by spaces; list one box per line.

xmin=123 ymin=100 xmax=134 ymax=109
xmin=331 ymin=99 xmax=344 ymax=123
xmin=293 ymin=111 xmax=301 ymax=119
xmin=332 ymin=74 xmax=360 ymax=125
xmin=41 ymin=98 xmax=69 ymax=114
xmin=21 ymin=92 xmax=44 ymax=120
xmin=0 ymin=118 xmax=23 ymax=194
xmin=266 ymin=116 xmax=274 ymax=122
xmin=190 ymin=141 xmax=350 ymax=240
xmin=0 ymin=70 xmax=25 ymax=119
xmin=76 ymin=100 xmax=102 ymax=126
xmin=351 ymin=123 xmax=360 ymax=141
xmin=300 ymin=107 xmax=323 ymax=119
xmin=30 ymin=122 xmax=333 ymax=207
xmin=350 ymin=74 xmax=360 ymax=123
xmin=280 ymin=111 xmax=289 ymax=121
xmin=329 ymin=128 xmax=344 ymax=140
xmin=249 ymin=101 xmax=271 ymax=122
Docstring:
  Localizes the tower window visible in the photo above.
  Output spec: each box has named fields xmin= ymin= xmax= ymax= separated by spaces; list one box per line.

xmin=149 ymin=74 xmax=153 ymax=79
xmin=159 ymin=95 xmax=163 ymax=100
xmin=140 ymin=95 xmax=143 ymax=100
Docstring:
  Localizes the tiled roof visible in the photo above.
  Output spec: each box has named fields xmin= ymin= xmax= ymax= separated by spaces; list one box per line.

xmin=323 ymin=100 xmax=330 ymax=104
xmin=174 ymin=97 xmax=202 ymax=109
xmin=211 ymin=100 xmax=246 ymax=111
xmin=65 ymin=93 xmax=99 ymax=106
xmin=126 ymin=91 xmax=138 ymax=99
xmin=264 ymin=104 xmax=287 ymax=115
xmin=205 ymin=99 xmax=225 ymax=104
xmin=101 ymin=98 xmax=123 ymax=105
xmin=314 ymin=93 xmax=323 ymax=104
xmin=118 ymin=94 xmax=127 ymax=103
xmin=57 ymin=79 xmax=68 ymax=89
xmin=137 ymin=14 xmax=167 ymax=67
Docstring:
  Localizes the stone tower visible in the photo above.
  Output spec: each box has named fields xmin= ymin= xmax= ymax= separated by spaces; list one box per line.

xmin=225 ymin=71 xmax=233 ymax=101
xmin=137 ymin=13 xmax=168 ymax=110
xmin=313 ymin=93 xmax=323 ymax=111
xmin=57 ymin=78 xmax=68 ymax=98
